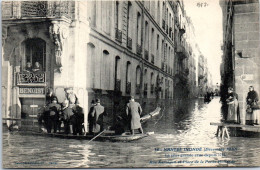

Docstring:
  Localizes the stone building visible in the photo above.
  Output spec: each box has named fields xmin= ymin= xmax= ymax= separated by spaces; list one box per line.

xmin=2 ymin=0 xmax=203 ymax=129
xmin=220 ymin=0 xmax=260 ymax=124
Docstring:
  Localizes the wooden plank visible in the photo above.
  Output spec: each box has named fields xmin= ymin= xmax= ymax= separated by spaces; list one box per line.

xmin=210 ymin=122 xmax=260 ymax=129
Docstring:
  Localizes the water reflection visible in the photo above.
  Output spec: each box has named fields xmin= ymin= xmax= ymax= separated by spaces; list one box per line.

xmin=2 ymin=97 xmax=260 ymax=168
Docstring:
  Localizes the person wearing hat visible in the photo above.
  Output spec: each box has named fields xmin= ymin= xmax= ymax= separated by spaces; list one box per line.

xmin=45 ymin=98 xmax=61 ymax=133
xmin=246 ymin=86 xmax=259 ymax=125
xmin=62 ymin=100 xmax=74 ymax=134
xmin=88 ymin=100 xmax=96 ymax=135
xmin=90 ymin=99 xmax=107 ymax=134
xmin=126 ymin=96 xmax=143 ymax=135
xmin=71 ymin=104 xmax=85 ymax=135
xmin=46 ymin=88 xmax=58 ymax=105
xmin=226 ymin=87 xmax=240 ymax=124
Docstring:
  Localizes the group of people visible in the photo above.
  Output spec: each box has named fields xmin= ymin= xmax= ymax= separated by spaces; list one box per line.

xmin=38 ymin=88 xmax=84 ymax=135
xmin=225 ymin=86 xmax=259 ymax=125
xmin=24 ymin=61 xmax=43 ymax=73
xmin=87 ymin=96 xmax=144 ymax=136
xmin=39 ymin=87 xmax=144 ymax=136
xmin=204 ymin=91 xmax=214 ymax=103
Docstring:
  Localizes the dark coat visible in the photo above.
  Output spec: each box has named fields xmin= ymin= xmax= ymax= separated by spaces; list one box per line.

xmin=90 ymin=104 xmax=106 ymax=133
xmin=247 ymin=90 xmax=259 ymax=105
xmin=126 ymin=101 xmax=142 ymax=130
xmin=46 ymin=94 xmax=58 ymax=105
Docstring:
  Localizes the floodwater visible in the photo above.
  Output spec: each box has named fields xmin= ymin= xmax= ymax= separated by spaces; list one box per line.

xmin=2 ymin=97 xmax=260 ymax=168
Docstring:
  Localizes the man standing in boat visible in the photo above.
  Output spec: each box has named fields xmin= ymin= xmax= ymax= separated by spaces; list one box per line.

xmin=90 ymin=99 xmax=107 ymax=134
xmin=126 ymin=96 xmax=143 ymax=135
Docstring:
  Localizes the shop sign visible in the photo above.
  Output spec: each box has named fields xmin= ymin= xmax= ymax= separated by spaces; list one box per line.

xmin=19 ymin=87 xmax=45 ymax=94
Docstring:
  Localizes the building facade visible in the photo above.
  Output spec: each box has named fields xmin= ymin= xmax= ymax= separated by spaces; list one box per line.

xmin=220 ymin=0 xmax=260 ymax=124
xmin=2 ymin=0 xmax=207 ymax=129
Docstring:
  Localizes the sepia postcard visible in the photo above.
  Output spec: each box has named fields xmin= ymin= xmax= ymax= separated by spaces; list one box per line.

xmin=1 ymin=0 xmax=260 ymax=168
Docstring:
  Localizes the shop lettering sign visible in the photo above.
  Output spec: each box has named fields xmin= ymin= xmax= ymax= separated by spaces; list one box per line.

xmin=19 ymin=87 xmax=45 ymax=94
xmin=17 ymin=72 xmax=45 ymax=85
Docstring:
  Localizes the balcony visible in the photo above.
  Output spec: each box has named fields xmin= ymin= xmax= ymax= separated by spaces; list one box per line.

xmin=162 ymin=19 xmax=165 ymax=29
xmin=179 ymin=27 xmax=186 ymax=36
xmin=175 ymin=71 xmax=188 ymax=84
xmin=127 ymin=37 xmax=132 ymax=49
xmin=115 ymin=28 xmax=122 ymax=43
xmin=151 ymin=84 xmax=154 ymax=94
xmin=136 ymin=84 xmax=141 ymax=94
xmin=176 ymin=44 xmax=188 ymax=60
xmin=151 ymin=54 xmax=155 ymax=64
xmin=136 ymin=44 xmax=142 ymax=56
xmin=126 ymin=82 xmax=131 ymax=94
xmin=115 ymin=79 xmax=121 ymax=91
xmin=17 ymin=72 xmax=46 ymax=86
xmin=144 ymin=50 xmax=149 ymax=60
xmin=2 ymin=1 xmax=74 ymax=20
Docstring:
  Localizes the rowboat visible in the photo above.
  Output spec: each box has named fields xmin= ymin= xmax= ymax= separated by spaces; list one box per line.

xmin=140 ymin=107 xmax=161 ymax=123
xmin=19 ymin=131 xmax=150 ymax=142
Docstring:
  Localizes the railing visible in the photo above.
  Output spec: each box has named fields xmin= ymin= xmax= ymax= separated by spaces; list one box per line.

xmin=126 ymin=82 xmax=131 ymax=94
xmin=144 ymin=50 xmax=149 ymax=60
xmin=162 ymin=19 xmax=165 ymax=29
xmin=115 ymin=79 xmax=121 ymax=91
xmin=136 ymin=44 xmax=142 ymax=56
xmin=127 ymin=37 xmax=132 ymax=49
xmin=176 ymin=43 xmax=188 ymax=60
xmin=151 ymin=84 xmax=154 ymax=94
xmin=115 ymin=28 xmax=122 ymax=43
xmin=179 ymin=26 xmax=186 ymax=35
xmin=2 ymin=1 xmax=74 ymax=19
xmin=17 ymin=72 xmax=46 ymax=86
xmin=151 ymin=54 xmax=155 ymax=64
xmin=136 ymin=84 xmax=141 ymax=94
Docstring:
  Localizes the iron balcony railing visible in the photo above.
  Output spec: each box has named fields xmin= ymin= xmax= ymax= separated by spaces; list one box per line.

xmin=151 ymin=54 xmax=155 ymax=64
xmin=17 ymin=72 xmax=46 ymax=86
xmin=162 ymin=19 xmax=165 ymax=30
xmin=115 ymin=28 xmax=122 ymax=43
xmin=2 ymin=1 xmax=74 ymax=19
xmin=144 ymin=50 xmax=149 ymax=60
xmin=127 ymin=37 xmax=132 ymax=49
xmin=136 ymin=44 xmax=142 ymax=56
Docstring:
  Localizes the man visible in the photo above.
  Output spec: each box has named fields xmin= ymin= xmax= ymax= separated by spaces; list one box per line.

xmin=246 ymin=86 xmax=259 ymax=125
xmin=71 ymin=105 xmax=84 ymax=135
xmin=32 ymin=62 xmax=42 ymax=72
xmin=62 ymin=100 xmax=74 ymax=134
xmin=46 ymin=98 xmax=61 ymax=133
xmin=90 ymin=99 xmax=107 ymax=134
xmin=88 ymin=100 xmax=96 ymax=135
xmin=24 ymin=62 xmax=32 ymax=72
xmin=46 ymin=88 xmax=58 ymax=105
xmin=126 ymin=96 xmax=143 ymax=135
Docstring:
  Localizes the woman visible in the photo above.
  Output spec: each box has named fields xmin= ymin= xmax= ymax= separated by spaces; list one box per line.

xmin=246 ymin=86 xmax=259 ymax=125
xmin=226 ymin=87 xmax=240 ymax=124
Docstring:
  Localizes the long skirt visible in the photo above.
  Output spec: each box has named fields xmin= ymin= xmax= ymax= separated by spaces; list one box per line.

xmin=227 ymin=100 xmax=239 ymax=123
xmin=246 ymin=109 xmax=260 ymax=125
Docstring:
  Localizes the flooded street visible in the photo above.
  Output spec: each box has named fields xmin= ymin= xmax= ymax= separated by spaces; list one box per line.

xmin=3 ymin=97 xmax=260 ymax=168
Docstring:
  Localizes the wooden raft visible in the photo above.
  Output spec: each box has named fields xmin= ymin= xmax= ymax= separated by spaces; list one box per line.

xmin=210 ymin=122 xmax=260 ymax=139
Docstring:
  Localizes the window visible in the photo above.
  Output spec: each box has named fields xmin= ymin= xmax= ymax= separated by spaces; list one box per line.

xmin=115 ymin=1 xmax=119 ymax=29
xmin=157 ymin=1 xmax=160 ymax=23
xmin=145 ymin=21 xmax=149 ymax=50
xmin=137 ymin=12 xmax=141 ymax=45
xmin=24 ymin=38 xmax=46 ymax=71
xmin=127 ymin=1 xmax=132 ymax=38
